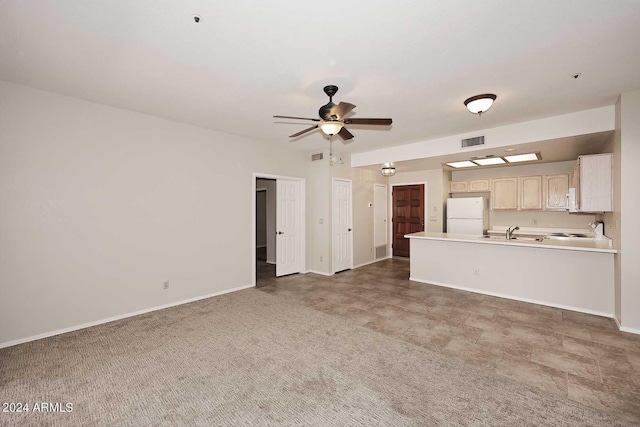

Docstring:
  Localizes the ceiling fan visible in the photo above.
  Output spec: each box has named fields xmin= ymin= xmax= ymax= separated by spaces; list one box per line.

xmin=274 ymin=85 xmax=392 ymax=143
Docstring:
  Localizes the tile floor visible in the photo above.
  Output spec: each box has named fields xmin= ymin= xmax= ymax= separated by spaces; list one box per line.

xmin=256 ymin=258 xmax=640 ymax=422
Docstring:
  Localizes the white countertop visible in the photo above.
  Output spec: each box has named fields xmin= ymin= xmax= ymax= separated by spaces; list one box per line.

xmin=405 ymin=232 xmax=617 ymax=254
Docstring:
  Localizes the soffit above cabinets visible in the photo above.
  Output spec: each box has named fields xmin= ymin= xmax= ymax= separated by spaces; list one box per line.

xmin=370 ymin=131 xmax=612 ymax=174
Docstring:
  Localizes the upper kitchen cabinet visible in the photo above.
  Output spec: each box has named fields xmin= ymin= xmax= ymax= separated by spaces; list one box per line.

xmin=518 ymin=176 xmax=543 ymax=210
xmin=491 ymin=177 xmax=518 ymax=210
xmin=544 ymin=174 xmax=569 ymax=211
xmin=469 ymin=179 xmax=490 ymax=192
xmin=572 ymin=153 xmax=613 ymax=212
xmin=449 ymin=181 xmax=469 ymax=193
xmin=450 ymin=179 xmax=490 ymax=193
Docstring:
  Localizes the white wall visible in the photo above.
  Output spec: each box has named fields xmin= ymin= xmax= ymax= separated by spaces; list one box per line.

xmin=306 ymin=149 xmax=332 ymax=274
xmin=256 ymin=179 xmax=276 ymax=263
xmin=452 ymin=161 xmax=596 ymax=230
xmin=619 ymin=90 xmax=640 ymax=332
xmin=305 ymin=150 xmax=389 ymax=273
xmin=0 ymin=81 xmax=309 ymax=345
xmin=601 ymin=99 xmax=622 ymax=323
xmin=350 ymin=168 xmax=389 ymax=267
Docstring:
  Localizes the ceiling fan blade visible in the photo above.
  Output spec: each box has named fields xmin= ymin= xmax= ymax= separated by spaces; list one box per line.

xmin=289 ymin=125 xmax=318 ymax=138
xmin=338 ymin=127 xmax=354 ymax=141
xmin=330 ymin=102 xmax=356 ymax=119
xmin=345 ymin=118 xmax=392 ymax=126
xmin=274 ymin=115 xmax=320 ymax=122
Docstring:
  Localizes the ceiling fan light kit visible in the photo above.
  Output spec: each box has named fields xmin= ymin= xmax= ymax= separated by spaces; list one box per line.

xmin=319 ymin=121 xmax=344 ymax=136
xmin=274 ymin=85 xmax=392 ymax=143
xmin=381 ymin=162 xmax=396 ymax=177
xmin=464 ymin=94 xmax=497 ymax=115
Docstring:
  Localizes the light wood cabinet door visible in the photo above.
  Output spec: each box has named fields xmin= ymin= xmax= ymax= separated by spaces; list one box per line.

xmin=469 ymin=179 xmax=490 ymax=192
xmin=449 ymin=181 xmax=469 ymax=193
xmin=544 ymin=174 xmax=569 ymax=211
xmin=491 ymin=177 xmax=518 ymax=210
xmin=579 ymin=153 xmax=612 ymax=212
xmin=518 ymin=176 xmax=543 ymax=210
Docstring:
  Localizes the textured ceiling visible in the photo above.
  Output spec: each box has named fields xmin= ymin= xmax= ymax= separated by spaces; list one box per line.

xmin=1 ymin=1 xmax=639 ymax=154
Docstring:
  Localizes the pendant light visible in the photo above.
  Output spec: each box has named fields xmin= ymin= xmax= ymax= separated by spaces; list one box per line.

xmin=464 ymin=94 xmax=497 ymax=115
xmin=381 ymin=162 xmax=396 ymax=177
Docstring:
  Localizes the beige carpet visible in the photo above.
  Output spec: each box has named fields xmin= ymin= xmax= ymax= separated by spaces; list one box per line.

xmin=0 ymin=289 xmax=633 ymax=426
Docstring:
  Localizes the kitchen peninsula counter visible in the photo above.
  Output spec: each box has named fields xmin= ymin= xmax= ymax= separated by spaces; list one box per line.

xmin=405 ymin=232 xmax=615 ymax=317
xmin=406 ymin=232 xmax=616 ymax=253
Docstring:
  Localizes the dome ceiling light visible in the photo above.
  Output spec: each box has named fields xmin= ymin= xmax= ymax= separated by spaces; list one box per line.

xmin=464 ymin=94 xmax=497 ymax=115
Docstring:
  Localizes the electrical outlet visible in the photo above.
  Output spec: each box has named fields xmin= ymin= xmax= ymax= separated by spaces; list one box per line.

xmin=532 ymin=219 xmax=537 ymax=225
xmin=320 ymin=256 xmax=323 ymax=262
xmin=163 ymin=281 xmax=170 ymax=290
xmin=473 ymin=268 xmax=479 ymax=276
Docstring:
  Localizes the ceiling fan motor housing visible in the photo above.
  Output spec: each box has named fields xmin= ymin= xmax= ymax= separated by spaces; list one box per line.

xmin=319 ymin=85 xmax=339 ymax=120
xmin=319 ymin=103 xmax=336 ymax=120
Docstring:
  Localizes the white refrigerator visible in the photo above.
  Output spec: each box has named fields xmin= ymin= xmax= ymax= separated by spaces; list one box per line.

xmin=446 ymin=197 xmax=488 ymax=235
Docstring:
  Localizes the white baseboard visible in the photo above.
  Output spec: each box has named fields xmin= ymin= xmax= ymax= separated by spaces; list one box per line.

xmin=305 ymin=269 xmax=333 ymax=276
xmin=408 ymin=277 xmax=614 ymax=319
xmin=353 ymin=256 xmax=391 ymax=269
xmin=0 ymin=284 xmax=254 ymax=349
xmin=619 ymin=325 xmax=640 ymax=335
xmin=306 ymin=257 xmax=390 ymax=276
xmin=615 ymin=316 xmax=640 ymax=335
xmin=614 ymin=316 xmax=622 ymax=329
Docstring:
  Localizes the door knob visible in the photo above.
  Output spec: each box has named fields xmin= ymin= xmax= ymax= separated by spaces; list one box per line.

xmin=348 ymin=228 xmax=352 ymax=232
xmin=277 ymin=231 xmax=284 ymax=235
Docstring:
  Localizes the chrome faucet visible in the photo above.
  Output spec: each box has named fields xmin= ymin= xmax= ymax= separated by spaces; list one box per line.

xmin=506 ymin=226 xmax=520 ymax=239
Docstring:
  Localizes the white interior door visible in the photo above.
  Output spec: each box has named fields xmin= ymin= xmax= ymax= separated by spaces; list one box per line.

xmin=332 ymin=178 xmax=352 ymax=273
xmin=276 ymin=179 xmax=300 ymax=277
xmin=374 ymin=184 xmax=388 ymax=247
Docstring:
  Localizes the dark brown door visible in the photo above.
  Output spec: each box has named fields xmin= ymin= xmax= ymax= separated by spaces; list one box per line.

xmin=392 ymin=184 xmax=424 ymax=258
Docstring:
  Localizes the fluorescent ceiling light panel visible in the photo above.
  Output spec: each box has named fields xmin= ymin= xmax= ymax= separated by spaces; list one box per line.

xmin=446 ymin=160 xmax=478 ymax=168
xmin=504 ymin=153 xmax=540 ymax=163
xmin=473 ymin=157 xmax=506 ymax=166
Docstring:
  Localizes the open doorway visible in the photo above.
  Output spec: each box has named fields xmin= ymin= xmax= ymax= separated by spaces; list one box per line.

xmin=256 ymin=178 xmax=276 ymax=284
xmin=252 ymin=173 xmax=306 ymax=287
